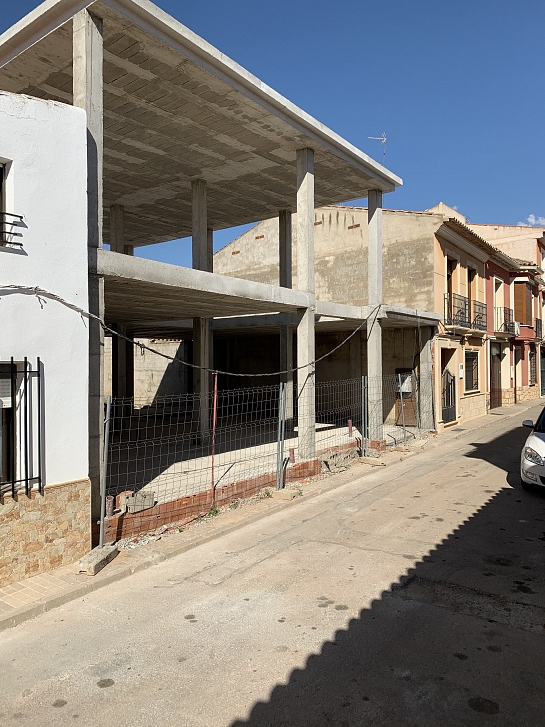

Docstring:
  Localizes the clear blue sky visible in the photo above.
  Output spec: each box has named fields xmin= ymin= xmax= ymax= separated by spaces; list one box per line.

xmin=2 ymin=0 xmax=544 ymax=267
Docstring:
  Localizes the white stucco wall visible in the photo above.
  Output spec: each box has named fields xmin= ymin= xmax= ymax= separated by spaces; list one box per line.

xmin=0 ymin=92 xmax=88 ymax=487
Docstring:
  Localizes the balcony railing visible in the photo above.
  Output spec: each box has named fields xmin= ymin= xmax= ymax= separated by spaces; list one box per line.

xmin=535 ymin=318 xmax=543 ymax=340
xmin=444 ymin=293 xmax=470 ymax=328
xmin=472 ymin=300 xmax=487 ymax=331
xmin=494 ymin=306 xmax=514 ymax=333
xmin=444 ymin=294 xmax=487 ymax=330
xmin=1 ymin=212 xmax=24 ymax=247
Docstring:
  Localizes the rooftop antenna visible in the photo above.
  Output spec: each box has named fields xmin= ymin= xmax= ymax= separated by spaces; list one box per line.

xmin=368 ymin=132 xmax=387 ymax=162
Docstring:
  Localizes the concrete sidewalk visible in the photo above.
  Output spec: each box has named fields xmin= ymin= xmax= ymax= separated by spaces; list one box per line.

xmin=0 ymin=398 xmax=541 ymax=633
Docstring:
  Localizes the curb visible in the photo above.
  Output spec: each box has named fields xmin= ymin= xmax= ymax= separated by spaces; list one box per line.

xmin=2 ymin=398 xmax=542 ymax=633
xmin=0 ymin=468 xmax=361 ymax=633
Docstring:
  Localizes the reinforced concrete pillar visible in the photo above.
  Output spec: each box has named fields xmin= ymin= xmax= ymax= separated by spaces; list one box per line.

xmin=73 ymin=9 xmax=104 ymax=520
xmin=279 ymin=209 xmax=294 ymax=420
xmin=419 ymin=325 xmax=436 ymax=431
xmin=191 ymin=179 xmax=212 ymax=435
xmin=296 ymin=149 xmax=316 ymax=461
xmin=111 ymin=324 xmax=134 ymax=399
xmin=367 ymin=189 xmax=384 ymax=447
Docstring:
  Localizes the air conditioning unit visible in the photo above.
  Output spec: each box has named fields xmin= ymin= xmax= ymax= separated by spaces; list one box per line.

xmin=508 ymin=321 xmax=520 ymax=336
xmin=0 ymin=378 xmax=11 ymax=408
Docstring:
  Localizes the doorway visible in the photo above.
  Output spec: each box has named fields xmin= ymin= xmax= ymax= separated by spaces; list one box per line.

xmin=440 ymin=348 xmax=456 ymax=423
xmin=490 ymin=342 xmax=502 ymax=409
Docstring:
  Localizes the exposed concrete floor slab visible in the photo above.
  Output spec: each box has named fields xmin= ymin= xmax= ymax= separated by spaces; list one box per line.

xmin=1 ymin=401 xmax=545 ymax=726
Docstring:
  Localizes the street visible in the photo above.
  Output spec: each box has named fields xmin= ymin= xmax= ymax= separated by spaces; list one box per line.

xmin=2 ymin=403 xmax=545 ymax=726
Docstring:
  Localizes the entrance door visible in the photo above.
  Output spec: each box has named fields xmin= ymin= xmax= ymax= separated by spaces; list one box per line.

xmin=541 ymin=350 xmax=545 ymax=396
xmin=514 ymin=347 xmax=522 ymax=403
xmin=490 ymin=342 xmax=502 ymax=409
xmin=442 ymin=369 xmax=456 ymax=423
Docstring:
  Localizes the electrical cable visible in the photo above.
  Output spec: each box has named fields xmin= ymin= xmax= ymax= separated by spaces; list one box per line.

xmin=1 ymin=284 xmax=382 ymax=378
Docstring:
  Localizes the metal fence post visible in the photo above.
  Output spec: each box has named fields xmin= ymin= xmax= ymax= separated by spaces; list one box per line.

xmin=99 ymin=395 xmax=112 ymax=549
xmin=211 ymin=371 xmax=218 ymax=504
xmin=398 ymin=373 xmax=407 ymax=444
xmin=276 ymin=382 xmax=286 ymax=490
xmin=362 ymin=375 xmax=368 ymax=456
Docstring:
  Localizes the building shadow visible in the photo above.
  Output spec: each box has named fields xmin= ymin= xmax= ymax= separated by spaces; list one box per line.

xmin=230 ymin=423 xmax=545 ymax=726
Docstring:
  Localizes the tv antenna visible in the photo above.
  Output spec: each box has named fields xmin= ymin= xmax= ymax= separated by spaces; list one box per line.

xmin=368 ymin=132 xmax=387 ymax=162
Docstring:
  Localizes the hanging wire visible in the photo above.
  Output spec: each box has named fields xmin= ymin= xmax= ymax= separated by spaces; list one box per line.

xmin=1 ymin=284 xmax=387 ymax=377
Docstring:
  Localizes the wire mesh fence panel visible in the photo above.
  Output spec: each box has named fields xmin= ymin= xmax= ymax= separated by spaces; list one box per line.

xmin=103 ymin=373 xmax=435 ymax=540
xmin=364 ymin=372 xmax=435 ymax=448
xmin=106 ymin=384 xmax=283 ymax=507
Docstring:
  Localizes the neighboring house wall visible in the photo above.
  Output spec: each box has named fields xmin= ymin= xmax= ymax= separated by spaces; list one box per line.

xmin=214 ymin=207 xmax=437 ymax=311
xmin=0 ymin=93 xmax=89 ymax=586
xmin=105 ymin=338 xmax=189 ymax=405
xmin=468 ymin=224 xmax=545 ymax=265
xmin=434 ymin=228 xmax=488 ymax=427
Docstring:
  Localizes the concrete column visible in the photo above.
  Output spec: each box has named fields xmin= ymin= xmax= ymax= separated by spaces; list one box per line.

xmin=109 ymin=204 xmax=124 ymax=253
xmin=191 ymin=179 xmax=212 ymax=436
xmin=349 ymin=330 xmax=362 ymax=380
xmin=193 ymin=318 xmax=211 ymax=434
xmin=191 ymin=179 xmax=208 ymax=271
xmin=296 ymin=149 xmax=316 ymax=461
xmin=280 ymin=324 xmax=294 ymax=421
xmin=111 ymin=323 xmax=133 ymax=399
xmin=279 ymin=209 xmax=294 ymax=421
xmin=367 ymin=189 xmax=384 ymax=447
xmin=73 ymin=9 xmax=104 ymax=520
xmin=418 ymin=325 xmax=436 ymax=431
xmin=279 ymin=210 xmax=292 ymax=288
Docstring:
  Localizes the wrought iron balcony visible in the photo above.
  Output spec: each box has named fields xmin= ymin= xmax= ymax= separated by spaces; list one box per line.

xmin=494 ymin=306 xmax=514 ymax=333
xmin=444 ymin=293 xmax=471 ymax=328
xmin=472 ymin=300 xmax=487 ymax=331
xmin=535 ymin=318 xmax=543 ymax=340
xmin=1 ymin=212 xmax=24 ymax=247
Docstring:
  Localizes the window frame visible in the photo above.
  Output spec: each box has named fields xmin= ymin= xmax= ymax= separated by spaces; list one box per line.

xmin=464 ymin=350 xmax=479 ymax=393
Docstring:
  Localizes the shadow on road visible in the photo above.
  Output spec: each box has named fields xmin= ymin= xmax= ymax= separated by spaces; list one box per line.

xmin=231 ymin=421 xmax=545 ymax=726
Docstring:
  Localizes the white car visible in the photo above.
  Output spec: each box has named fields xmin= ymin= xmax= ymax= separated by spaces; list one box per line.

xmin=520 ymin=415 xmax=545 ymax=488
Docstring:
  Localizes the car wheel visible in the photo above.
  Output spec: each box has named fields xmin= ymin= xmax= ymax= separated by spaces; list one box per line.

xmin=521 ymin=478 xmax=534 ymax=491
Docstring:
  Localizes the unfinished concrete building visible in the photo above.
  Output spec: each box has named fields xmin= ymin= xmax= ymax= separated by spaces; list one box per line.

xmin=1 ymin=0 xmax=442 ymax=558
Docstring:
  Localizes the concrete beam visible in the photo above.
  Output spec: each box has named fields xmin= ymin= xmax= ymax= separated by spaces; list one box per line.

xmin=73 ymin=8 xmax=103 ymax=520
xmin=97 ymin=250 xmax=311 ymax=312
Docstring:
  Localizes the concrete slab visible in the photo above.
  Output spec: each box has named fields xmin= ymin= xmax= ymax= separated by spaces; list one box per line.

xmin=74 ymin=544 xmax=119 ymax=575
xmin=0 ymin=0 xmax=402 ymax=248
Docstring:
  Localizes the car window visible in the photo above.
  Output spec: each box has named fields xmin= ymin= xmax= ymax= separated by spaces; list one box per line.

xmin=533 ymin=408 xmax=545 ymax=433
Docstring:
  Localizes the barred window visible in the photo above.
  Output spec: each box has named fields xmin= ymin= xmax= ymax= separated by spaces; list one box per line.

xmin=529 ymin=349 xmax=537 ymax=385
xmin=465 ymin=350 xmax=479 ymax=392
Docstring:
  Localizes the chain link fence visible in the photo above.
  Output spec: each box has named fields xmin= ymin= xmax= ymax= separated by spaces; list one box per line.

xmin=101 ymin=372 xmax=435 ymax=541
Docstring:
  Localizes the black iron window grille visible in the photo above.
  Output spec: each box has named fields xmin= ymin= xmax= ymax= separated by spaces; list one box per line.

xmin=535 ymin=318 xmax=543 ymax=340
xmin=465 ymin=350 xmax=479 ymax=392
xmin=1 ymin=212 xmax=24 ymax=247
xmin=0 ymin=358 xmax=43 ymax=498
xmin=529 ymin=349 xmax=537 ymax=385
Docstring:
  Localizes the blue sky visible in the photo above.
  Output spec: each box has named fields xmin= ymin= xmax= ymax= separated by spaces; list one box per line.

xmin=2 ymin=0 xmax=544 ymax=267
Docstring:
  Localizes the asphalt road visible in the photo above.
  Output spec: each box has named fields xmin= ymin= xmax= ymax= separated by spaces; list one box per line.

xmin=2 ymin=403 xmax=545 ymax=726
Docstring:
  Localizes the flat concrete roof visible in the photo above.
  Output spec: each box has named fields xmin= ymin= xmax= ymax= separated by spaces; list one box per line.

xmin=0 ymin=0 xmax=402 ymax=248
